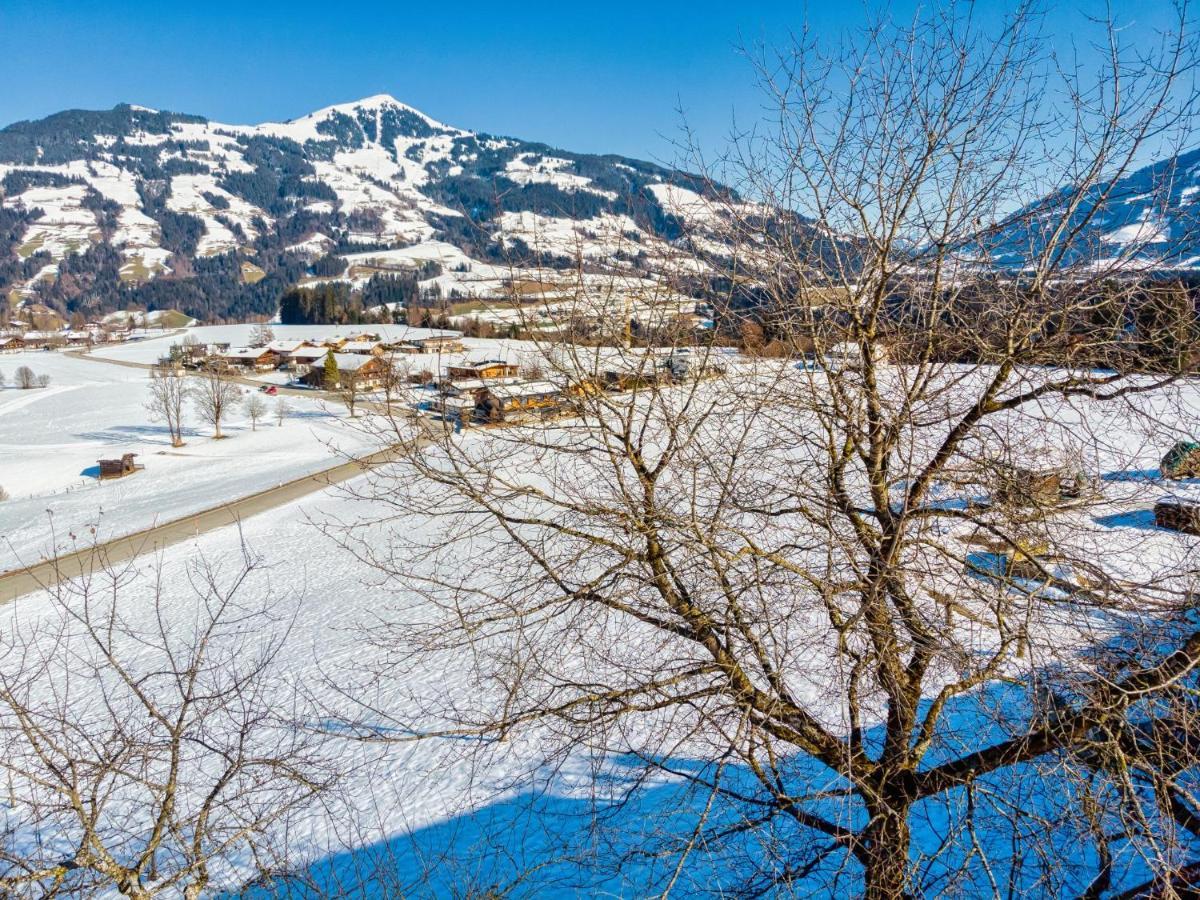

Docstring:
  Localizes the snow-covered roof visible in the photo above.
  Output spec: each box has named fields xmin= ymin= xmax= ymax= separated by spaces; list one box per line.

xmin=453 ymin=358 xmax=517 ymax=370
xmin=266 ymin=339 xmax=310 ymax=353
xmin=487 ymin=380 xmax=563 ymax=399
xmin=221 ymin=347 xmax=274 ymax=360
xmin=290 ymin=347 xmax=329 ymax=361
xmin=329 ymin=352 xmax=380 ymax=372
xmin=340 ymin=341 xmax=382 ymax=353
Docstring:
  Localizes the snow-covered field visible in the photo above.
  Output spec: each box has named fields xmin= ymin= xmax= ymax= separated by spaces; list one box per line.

xmin=2 ymin=351 xmax=1199 ymax=895
xmin=0 ymin=349 xmax=376 ymax=571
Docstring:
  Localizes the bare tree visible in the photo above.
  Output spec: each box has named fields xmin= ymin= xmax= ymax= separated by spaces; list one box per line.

xmin=193 ymin=365 xmax=241 ymax=439
xmin=328 ymin=6 xmax=1200 ymax=897
xmin=145 ymin=365 xmax=189 ymax=448
xmin=274 ymin=398 xmax=290 ymax=427
xmin=0 ymin=545 xmax=337 ymax=897
xmin=35 ymin=373 xmax=49 ymax=389
xmin=244 ymin=392 xmax=268 ymax=431
xmin=249 ymin=323 xmax=276 ymax=346
xmin=0 ymin=370 xmax=6 ymax=388
xmin=14 ymin=366 xmax=34 ymax=390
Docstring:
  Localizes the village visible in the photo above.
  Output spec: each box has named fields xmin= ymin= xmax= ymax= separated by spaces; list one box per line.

xmin=156 ymin=326 xmax=728 ymax=428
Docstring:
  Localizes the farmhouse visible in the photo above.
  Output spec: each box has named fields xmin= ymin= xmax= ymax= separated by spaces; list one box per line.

xmin=22 ymin=331 xmax=63 ymax=350
xmin=447 ymin=359 xmax=521 ymax=381
xmin=410 ymin=334 xmax=465 ymax=354
xmin=266 ymin=339 xmax=316 ymax=360
xmin=0 ymin=334 xmax=25 ymax=353
xmin=219 ymin=347 xmax=279 ymax=371
xmin=339 ymin=340 xmax=385 ymax=356
xmin=301 ymin=353 xmax=388 ymax=391
xmin=476 ymin=380 xmax=565 ymax=414
xmin=288 ymin=346 xmax=329 ymax=374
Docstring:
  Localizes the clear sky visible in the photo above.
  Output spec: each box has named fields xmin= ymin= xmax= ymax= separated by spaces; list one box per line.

xmin=0 ymin=1 xmax=1184 ymax=167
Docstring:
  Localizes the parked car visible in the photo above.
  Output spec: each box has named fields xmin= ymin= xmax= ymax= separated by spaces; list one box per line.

xmin=260 ymin=384 xmax=278 ymax=395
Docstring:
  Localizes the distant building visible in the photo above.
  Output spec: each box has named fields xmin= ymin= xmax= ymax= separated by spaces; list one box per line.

xmin=218 ymin=347 xmax=280 ymax=371
xmin=409 ymin=334 xmax=465 ymax=354
xmin=475 ymin=380 xmax=565 ymax=416
xmin=301 ymin=353 xmax=388 ymax=391
xmin=288 ymin=346 xmax=329 ymax=374
xmin=447 ymin=359 xmax=521 ymax=381
xmin=339 ymin=340 xmax=385 ymax=356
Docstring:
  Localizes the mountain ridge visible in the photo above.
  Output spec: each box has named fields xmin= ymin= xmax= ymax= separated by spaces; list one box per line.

xmin=0 ymin=95 xmax=734 ymax=323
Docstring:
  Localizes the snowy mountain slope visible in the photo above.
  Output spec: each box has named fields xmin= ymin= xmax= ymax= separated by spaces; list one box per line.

xmin=977 ymin=146 xmax=1200 ymax=270
xmin=0 ymin=96 xmax=752 ymax=321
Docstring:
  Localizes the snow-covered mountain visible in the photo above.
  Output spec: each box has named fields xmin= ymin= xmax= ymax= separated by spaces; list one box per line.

xmin=0 ymin=95 xmax=748 ymax=321
xmin=978 ymin=146 xmax=1200 ymax=271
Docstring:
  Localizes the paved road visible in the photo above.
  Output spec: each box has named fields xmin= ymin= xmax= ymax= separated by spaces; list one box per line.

xmin=0 ymin=348 xmax=433 ymax=603
xmin=0 ymin=437 xmax=433 ymax=603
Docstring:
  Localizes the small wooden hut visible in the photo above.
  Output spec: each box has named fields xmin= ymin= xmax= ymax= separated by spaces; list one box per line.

xmin=1161 ymin=441 xmax=1200 ymax=480
xmin=1155 ymin=498 xmax=1200 ymax=535
xmin=97 ymin=453 xmax=141 ymax=480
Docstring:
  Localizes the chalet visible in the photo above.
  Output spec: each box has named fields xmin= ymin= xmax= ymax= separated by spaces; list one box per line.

xmin=447 ymin=359 xmax=521 ymax=381
xmin=301 ymin=353 xmax=388 ymax=391
xmin=219 ymin=347 xmax=279 ymax=372
xmin=475 ymin=380 xmax=565 ymax=415
xmin=339 ymin=340 xmax=385 ymax=356
xmin=411 ymin=334 xmax=465 ymax=354
xmin=0 ymin=334 xmax=25 ymax=353
xmin=266 ymin=339 xmax=315 ymax=361
xmin=289 ymin=346 xmax=329 ymax=374
xmin=64 ymin=331 xmax=93 ymax=346
xmin=387 ymin=342 xmax=423 ymax=355
xmin=22 ymin=331 xmax=63 ymax=350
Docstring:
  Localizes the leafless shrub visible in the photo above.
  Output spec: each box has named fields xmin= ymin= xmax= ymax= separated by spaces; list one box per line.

xmin=244 ymin=392 xmax=268 ymax=430
xmin=145 ymin=365 xmax=189 ymax=447
xmin=193 ymin=365 xmax=241 ymax=438
xmin=0 ymin=545 xmax=338 ymax=897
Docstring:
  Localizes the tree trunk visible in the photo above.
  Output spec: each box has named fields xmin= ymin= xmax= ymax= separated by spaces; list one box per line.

xmin=862 ymin=801 xmax=912 ymax=900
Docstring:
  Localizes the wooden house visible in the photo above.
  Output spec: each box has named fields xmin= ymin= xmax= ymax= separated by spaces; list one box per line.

xmin=288 ymin=346 xmax=329 ymax=373
xmin=219 ymin=347 xmax=280 ymax=372
xmin=97 ymin=453 xmax=142 ymax=480
xmin=339 ymin=340 xmax=385 ymax=356
xmin=475 ymin=381 xmax=565 ymax=415
xmin=411 ymin=334 xmax=465 ymax=354
xmin=0 ymin=334 xmax=25 ymax=353
xmin=266 ymin=339 xmax=316 ymax=361
xmin=447 ymin=359 xmax=521 ymax=381
xmin=301 ymin=353 xmax=388 ymax=391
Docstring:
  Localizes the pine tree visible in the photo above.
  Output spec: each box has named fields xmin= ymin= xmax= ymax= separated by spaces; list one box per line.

xmin=323 ymin=352 xmax=340 ymax=389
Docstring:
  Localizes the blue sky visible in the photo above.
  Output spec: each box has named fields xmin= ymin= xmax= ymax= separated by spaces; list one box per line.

xmin=0 ymin=1 xmax=1185 ymax=166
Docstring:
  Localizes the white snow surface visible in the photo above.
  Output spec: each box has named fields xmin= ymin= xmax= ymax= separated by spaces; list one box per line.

xmin=0 ymin=349 xmax=375 ymax=572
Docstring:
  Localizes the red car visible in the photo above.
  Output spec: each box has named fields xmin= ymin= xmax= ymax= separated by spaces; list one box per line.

xmin=259 ymin=384 xmax=278 ymax=395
